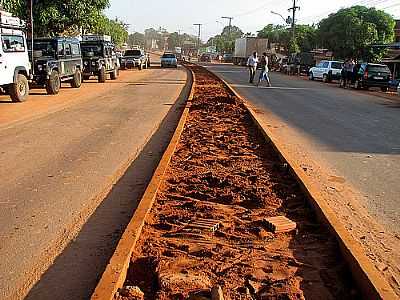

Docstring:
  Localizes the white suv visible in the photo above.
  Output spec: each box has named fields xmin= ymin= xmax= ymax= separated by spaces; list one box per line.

xmin=309 ymin=60 xmax=343 ymax=83
xmin=0 ymin=9 xmax=30 ymax=102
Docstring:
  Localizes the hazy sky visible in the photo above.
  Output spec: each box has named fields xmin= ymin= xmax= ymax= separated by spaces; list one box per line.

xmin=106 ymin=0 xmax=400 ymax=40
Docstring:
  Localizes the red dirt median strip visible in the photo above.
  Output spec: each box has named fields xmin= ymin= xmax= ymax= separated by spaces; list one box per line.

xmin=91 ymin=64 xmax=396 ymax=300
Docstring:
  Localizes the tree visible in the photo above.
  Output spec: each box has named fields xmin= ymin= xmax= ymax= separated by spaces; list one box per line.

xmin=257 ymin=24 xmax=316 ymax=54
xmin=207 ymin=25 xmax=244 ymax=53
xmin=128 ymin=32 xmax=145 ymax=48
xmin=89 ymin=15 xmax=128 ymax=47
xmin=5 ymin=0 xmax=110 ymax=37
xmin=318 ymin=6 xmax=395 ymax=61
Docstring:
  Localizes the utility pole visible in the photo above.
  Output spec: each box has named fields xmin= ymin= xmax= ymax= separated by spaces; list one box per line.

xmin=221 ymin=16 xmax=233 ymax=37
xmin=288 ymin=0 xmax=300 ymax=41
xmin=193 ymin=23 xmax=202 ymax=55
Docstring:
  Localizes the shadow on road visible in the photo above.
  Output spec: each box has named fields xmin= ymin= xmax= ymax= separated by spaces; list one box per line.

xmin=24 ymin=69 xmax=192 ymax=300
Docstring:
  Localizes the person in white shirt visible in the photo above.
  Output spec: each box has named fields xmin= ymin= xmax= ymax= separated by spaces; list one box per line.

xmin=247 ymin=52 xmax=258 ymax=84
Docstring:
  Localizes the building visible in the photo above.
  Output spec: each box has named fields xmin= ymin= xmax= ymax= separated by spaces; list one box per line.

xmin=395 ymin=20 xmax=400 ymax=42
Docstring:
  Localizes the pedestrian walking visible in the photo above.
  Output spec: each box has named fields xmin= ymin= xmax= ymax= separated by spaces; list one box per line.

xmin=247 ymin=52 xmax=258 ymax=84
xmin=257 ymin=52 xmax=272 ymax=87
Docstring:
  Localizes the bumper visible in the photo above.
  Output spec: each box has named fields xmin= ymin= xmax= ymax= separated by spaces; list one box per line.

xmin=362 ymin=80 xmax=390 ymax=88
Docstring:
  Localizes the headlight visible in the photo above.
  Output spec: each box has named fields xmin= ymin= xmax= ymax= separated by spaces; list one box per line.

xmin=37 ymin=65 xmax=43 ymax=71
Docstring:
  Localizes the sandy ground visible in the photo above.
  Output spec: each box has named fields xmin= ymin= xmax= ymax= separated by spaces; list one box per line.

xmin=117 ymin=66 xmax=359 ymax=300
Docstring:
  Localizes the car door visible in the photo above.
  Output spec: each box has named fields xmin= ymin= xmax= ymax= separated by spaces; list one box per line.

xmin=321 ymin=61 xmax=329 ymax=77
xmin=0 ymin=34 xmax=27 ymax=85
xmin=314 ymin=62 xmax=323 ymax=78
xmin=64 ymin=42 xmax=73 ymax=76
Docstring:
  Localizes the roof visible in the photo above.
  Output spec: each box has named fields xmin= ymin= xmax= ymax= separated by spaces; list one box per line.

xmin=34 ymin=37 xmax=80 ymax=43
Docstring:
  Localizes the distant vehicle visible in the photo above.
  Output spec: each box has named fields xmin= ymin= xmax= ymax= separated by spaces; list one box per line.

xmin=288 ymin=52 xmax=315 ymax=75
xmin=278 ymin=57 xmax=289 ymax=73
xmin=233 ymin=37 xmax=268 ymax=66
xmin=32 ymin=37 xmax=83 ymax=95
xmin=81 ymin=35 xmax=120 ymax=83
xmin=222 ymin=53 xmax=233 ymax=63
xmin=398 ymin=82 xmax=400 ymax=96
xmin=199 ymin=53 xmax=211 ymax=62
xmin=0 ymin=9 xmax=30 ymax=102
xmin=354 ymin=63 xmax=392 ymax=92
xmin=308 ymin=60 xmax=343 ymax=83
xmin=120 ymin=49 xmax=148 ymax=70
xmin=161 ymin=52 xmax=178 ymax=68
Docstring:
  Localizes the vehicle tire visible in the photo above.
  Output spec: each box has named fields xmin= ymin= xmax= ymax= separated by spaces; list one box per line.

xmin=322 ymin=74 xmax=328 ymax=83
xmin=70 ymin=69 xmax=82 ymax=88
xmin=9 ymin=74 xmax=29 ymax=102
xmin=309 ymin=72 xmax=314 ymax=80
xmin=110 ymin=67 xmax=118 ymax=80
xmin=46 ymin=70 xmax=61 ymax=95
xmin=98 ymin=66 xmax=106 ymax=83
xmin=381 ymin=87 xmax=388 ymax=92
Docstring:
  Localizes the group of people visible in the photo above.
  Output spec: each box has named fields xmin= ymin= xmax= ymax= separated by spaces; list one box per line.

xmin=246 ymin=52 xmax=272 ymax=87
xmin=341 ymin=59 xmax=356 ymax=88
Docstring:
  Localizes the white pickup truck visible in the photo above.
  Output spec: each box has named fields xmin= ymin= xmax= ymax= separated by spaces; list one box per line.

xmin=0 ymin=9 xmax=30 ymax=102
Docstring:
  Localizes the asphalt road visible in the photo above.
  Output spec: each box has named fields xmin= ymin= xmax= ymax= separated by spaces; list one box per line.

xmin=0 ymin=59 xmax=188 ymax=299
xmin=204 ymin=63 xmax=400 ymax=235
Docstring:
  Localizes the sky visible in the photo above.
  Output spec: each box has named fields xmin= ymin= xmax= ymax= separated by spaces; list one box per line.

xmin=106 ymin=0 xmax=400 ymax=41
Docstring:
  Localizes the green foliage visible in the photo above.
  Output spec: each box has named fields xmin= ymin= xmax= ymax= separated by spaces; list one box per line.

xmin=128 ymin=32 xmax=145 ymax=48
xmin=89 ymin=14 xmax=128 ymax=47
xmin=207 ymin=25 xmax=244 ymax=53
xmin=258 ymin=24 xmax=316 ymax=54
xmin=318 ymin=6 xmax=395 ymax=61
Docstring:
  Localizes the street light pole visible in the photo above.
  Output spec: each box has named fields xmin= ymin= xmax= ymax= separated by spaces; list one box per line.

xmin=193 ymin=23 xmax=202 ymax=55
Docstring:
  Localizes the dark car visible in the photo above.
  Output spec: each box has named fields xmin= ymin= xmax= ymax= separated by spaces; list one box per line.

xmin=222 ymin=53 xmax=233 ymax=63
xmin=354 ymin=63 xmax=392 ymax=91
xmin=200 ymin=53 xmax=211 ymax=62
xmin=120 ymin=49 xmax=149 ymax=70
xmin=31 ymin=37 xmax=83 ymax=94
xmin=81 ymin=35 xmax=120 ymax=83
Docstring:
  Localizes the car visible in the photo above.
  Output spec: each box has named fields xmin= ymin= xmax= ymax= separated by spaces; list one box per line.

xmin=309 ymin=60 xmax=343 ymax=82
xmin=200 ymin=53 xmax=211 ymax=62
xmin=81 ymin=35 xmax=120 ymax=83
xmin=288 ymin=52 xmax=315 ymax=75
xmin=0 ymin=9 xmax=30 ymax=102
xmin=31 ymin=37 xmax=83 ymax=95
xmin=222 ymin=53 xmax=233 ymax=63
xmin=120 ymin=49 xmax=149 ymax=70
xmin=353 ymin=63 xmax=392 ymax=92
xmin=161 ymin=53 xmax=178 ymax=68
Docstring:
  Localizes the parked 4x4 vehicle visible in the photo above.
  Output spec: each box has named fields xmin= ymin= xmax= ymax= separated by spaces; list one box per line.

xmin=81 ymin=35 xmax=119 ymax=83
xmin=32 ymin=37 xmax=83 ymax=95
xmin=0 ymin=9 xmax=30 ymax=102
xmin=120 ymin=49 xmax=149 ymax=70
xmin=354 ymin=63 xmax=392 ymax=92
xmin=309 ymin=60 xmax=343 ymax=82
xmin=161 ymin=52 xmax=178 ymax=68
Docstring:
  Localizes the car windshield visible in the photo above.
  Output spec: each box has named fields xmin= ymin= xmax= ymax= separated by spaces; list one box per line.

xmin=33 ymin=41 xmax=56 ymax=58
xmin=81 ymin=44 xmax=103 ymax=57
xmin=162 ymin=54 xmax=176 ymax=58
xmin=369 ymin=65 xmax=390 ymax=73
xmin=124 ymin=50 xmax=141 ymax=56
xmin=331 ymin=62 xmax=343 ymax=69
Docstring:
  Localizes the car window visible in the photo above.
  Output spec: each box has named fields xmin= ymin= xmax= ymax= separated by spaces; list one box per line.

xmin=58 ymin=42 xmax=64 ymax=56
xmin=1 ymin=35 xmax=25 ymax=52
xmin=65 ymin=43 xmax=72 ymax=56
xmin=322 ymin=62 xmax=329 ymax=68
xmin=71 ymin=44 xmax=81 ymax=56
xmin=124 ymin=50 xmax=141 ymax=56
xmin=316 ymin=62 xmax=324 ymax=68
xmin=162 ymin=54 xmax=176 ymax=58
xmin=71 ymin=43 xmax=80 ymax=56
xmin=368 ymin=65 xmax=390 ymax=73
xmin=331 ymin=62 xmax=343 ymax=69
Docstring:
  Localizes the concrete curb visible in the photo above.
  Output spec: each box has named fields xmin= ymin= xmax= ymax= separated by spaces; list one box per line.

xmin=90 ymin=68 xmax=195 ymax=300
xmin=210 ymin=68 xmax=397 ymax=300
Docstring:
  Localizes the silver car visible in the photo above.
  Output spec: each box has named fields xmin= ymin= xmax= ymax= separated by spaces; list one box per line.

xmin=161 ymin=53 xmax=178 ymax=68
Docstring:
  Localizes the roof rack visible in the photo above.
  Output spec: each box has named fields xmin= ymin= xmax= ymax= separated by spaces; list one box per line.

xmin=0 ymin=9 xmax=25 ymax=30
